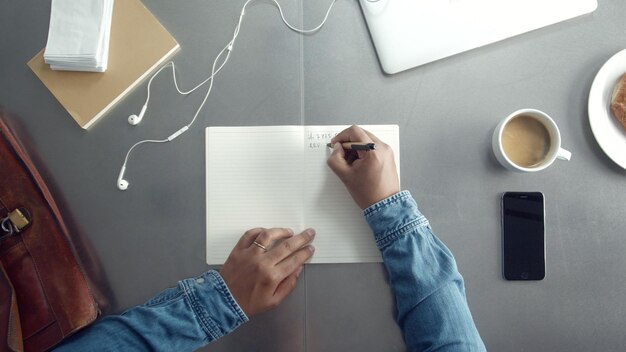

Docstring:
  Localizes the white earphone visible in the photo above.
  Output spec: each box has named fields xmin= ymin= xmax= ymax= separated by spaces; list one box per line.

xmin=117 ymin=165 xmax=129 ymax=190
xmin=117 ymin=0 xmax=338 ymax=190
xmin=128 ymin=104 xmax=147 ymax=125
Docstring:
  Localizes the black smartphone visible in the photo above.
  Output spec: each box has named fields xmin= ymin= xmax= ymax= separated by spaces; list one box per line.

xmin=502 ymin=192 xmax=545 ymax=280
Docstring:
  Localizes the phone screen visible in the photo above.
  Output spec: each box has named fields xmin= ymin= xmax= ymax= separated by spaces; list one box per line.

xmin=502 ymin=192 xmax=545 ymax=280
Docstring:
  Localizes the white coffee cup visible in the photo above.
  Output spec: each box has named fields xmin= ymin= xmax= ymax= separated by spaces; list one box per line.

xmin=492 ymin=109 xmax=571 ymax=172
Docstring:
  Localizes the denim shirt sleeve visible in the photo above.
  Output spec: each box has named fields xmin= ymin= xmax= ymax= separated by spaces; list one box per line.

xmin=54 ymin=270 xmax=248 ymax=352
xmin=365 ymin=191 xmax=486 ymax=352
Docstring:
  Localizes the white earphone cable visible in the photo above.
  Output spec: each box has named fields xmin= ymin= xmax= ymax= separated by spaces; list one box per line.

xmin=143 ymin=0 xmax=338 ymax=106
xmin=119 ymin=0 xmax=338 ymax=189
xmin=122 ymin=45 xmax=232 ymax=167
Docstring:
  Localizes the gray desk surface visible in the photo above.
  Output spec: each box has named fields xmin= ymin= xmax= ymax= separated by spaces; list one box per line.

xmin=2 ymin=0 xmax=626 ymax=350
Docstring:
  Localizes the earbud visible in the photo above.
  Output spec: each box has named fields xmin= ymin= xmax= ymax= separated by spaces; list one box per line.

xmin=128 ymin=105 xmax=147 ymax=125
xmin=117 ymin=165 xmax=129 ymax=190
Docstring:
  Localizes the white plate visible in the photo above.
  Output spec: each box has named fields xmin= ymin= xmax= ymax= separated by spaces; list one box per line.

xmin=588 ymin=49 xmax=626 ymax=169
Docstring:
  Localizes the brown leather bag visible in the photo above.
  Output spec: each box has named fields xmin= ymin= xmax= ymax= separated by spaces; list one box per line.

xmin=0 ymin=113 xmax=100 ymax=351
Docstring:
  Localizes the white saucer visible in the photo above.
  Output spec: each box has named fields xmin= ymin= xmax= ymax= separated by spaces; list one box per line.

xmin=588 ymin=49 xmax=626 ymax=170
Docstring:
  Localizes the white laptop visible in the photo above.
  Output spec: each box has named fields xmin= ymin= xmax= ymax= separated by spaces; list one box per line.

xmin=360 ymin=0 xmax=598 ymax=74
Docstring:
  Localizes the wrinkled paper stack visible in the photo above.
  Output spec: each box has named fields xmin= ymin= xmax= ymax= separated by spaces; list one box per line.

xmin=44 ymin=0 xmax=114 ymax=72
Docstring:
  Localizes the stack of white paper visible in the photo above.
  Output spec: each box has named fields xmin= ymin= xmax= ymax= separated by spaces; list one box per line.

xmin=44 ymin=0 xmax=114 ymax=72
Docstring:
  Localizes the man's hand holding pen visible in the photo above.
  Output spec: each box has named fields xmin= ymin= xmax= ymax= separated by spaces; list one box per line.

xmin=327 ymin=125 xmax=400 ymax=210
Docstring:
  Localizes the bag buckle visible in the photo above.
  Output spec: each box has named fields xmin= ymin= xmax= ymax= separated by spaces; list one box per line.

xmin=1 ymin=208 xmax=31 ymax=238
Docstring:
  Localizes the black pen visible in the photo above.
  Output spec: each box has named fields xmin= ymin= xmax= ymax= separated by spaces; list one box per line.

xmin=326 ymin=142 xmax=376 ymax=151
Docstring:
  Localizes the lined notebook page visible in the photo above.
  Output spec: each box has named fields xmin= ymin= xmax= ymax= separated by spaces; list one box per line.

xmin=303 ymin=125 xmax=399 ymax=263
xmin=206 ymin=125 xmax=399 ymax=264
xmin=206 ymin=127 xmax=304 ymax=264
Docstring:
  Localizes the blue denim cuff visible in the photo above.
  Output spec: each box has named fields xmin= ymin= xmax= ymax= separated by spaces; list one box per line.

xmin=364 ymin=190 xmax=430 ymax=250
xmin=179 ymin=270 xmax=248 ymax=341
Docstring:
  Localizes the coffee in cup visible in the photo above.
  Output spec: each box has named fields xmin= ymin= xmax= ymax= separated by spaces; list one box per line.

xmin=492 ymin=109 xmax=571 ymax=172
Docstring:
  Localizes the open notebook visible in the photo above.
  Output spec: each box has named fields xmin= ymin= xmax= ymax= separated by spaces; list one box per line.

xmin=206 ymin=125 xmax=399 ymax=264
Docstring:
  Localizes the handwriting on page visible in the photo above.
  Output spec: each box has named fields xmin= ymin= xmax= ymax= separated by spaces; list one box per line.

xmin=307 ymin=131 xmax=338 ymax=149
